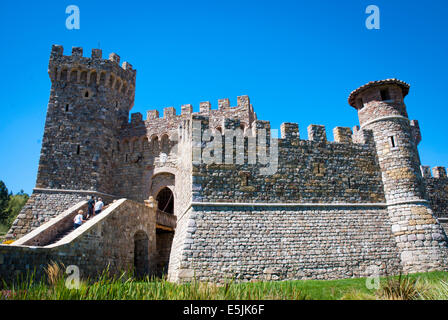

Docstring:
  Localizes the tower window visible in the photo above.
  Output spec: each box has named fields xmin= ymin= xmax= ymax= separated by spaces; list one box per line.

xmin=357 ymin=98 xmax=364 ymax=109
xmin=65 ymin=104 xmax=69 ymax=112
xmin=76 ymin=145 xmax=80 ymax=155
xmin=389 ymin=136 xmax=397 ymax=148
xmin=380 ymin=89 xmax=391 ymax=101
xmin=82 ymin=89 xmax=92 ymax=99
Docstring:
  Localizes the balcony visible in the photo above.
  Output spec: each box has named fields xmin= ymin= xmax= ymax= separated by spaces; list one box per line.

xmin=156 ymin=209 xmax=177 ymax=231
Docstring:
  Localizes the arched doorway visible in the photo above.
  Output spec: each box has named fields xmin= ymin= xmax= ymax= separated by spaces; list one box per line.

xmin=134 ymin=230 xmax=149 ymax=278
xmin=155 ymin=187 xmax=175 ymax=277
xmin=156 ymin=187 xmax=174 ymax=214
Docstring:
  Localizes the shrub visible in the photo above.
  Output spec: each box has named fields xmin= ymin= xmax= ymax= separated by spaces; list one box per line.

xmin=377 ymin=273 xmax=426 ymax=300
xmin=44 ymin=261 xmax=65 ymax=287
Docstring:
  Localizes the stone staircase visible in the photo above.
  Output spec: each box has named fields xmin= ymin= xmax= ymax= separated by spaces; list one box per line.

xmin=45 ymin=204 xmax=111 ymax=245
xmin=0 ymin=199 xmax=158 ymax=283
xmin=13 ymin=201 xmax=175 ymax=247
xmin=47 ymin=227 xmax=72 ymax=245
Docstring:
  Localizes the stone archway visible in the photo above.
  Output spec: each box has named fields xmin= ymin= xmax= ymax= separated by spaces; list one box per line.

xmin=156 ymin=187 xmax=174 ymax=214
xmin=134 ymin=230 xmax=149 ymax=278
xmin=152 ymin=179 xmax=175 ymax=278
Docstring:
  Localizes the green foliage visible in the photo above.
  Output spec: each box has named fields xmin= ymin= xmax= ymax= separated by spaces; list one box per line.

xmin=4 ymin=192 xmax=29 ymax=227
xmin=2 ymin=267 xmax=309 ymax=300
xmin=0 ymin=180 xmax=29 ymax=230
xmin=0 ymin=181 xmax=9 ymax=222
xmin=377 ymin=273 xmax=426 ymax=300
xmin=2 ymin=268 xmax=447 ymax=300
xmin=0 ymin=223 xmax=9 ymax=236
xmin=422 ymin=280 xmax=448 ymax=300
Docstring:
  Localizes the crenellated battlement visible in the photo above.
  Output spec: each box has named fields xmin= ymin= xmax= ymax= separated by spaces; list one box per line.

xmin=144 ymin=95 xmax=254 ymax=121
xmin=48 ymin=45 xmax=136 ymax=99
xmin=277 ymin=122 xmax=373 ymax=146
xmin=123 ymin=106 xmax=379 ymax=152
xmin=183 ymin=115 xmax=378 ymax=150
xmin=421 ymin=165 xmax=448 ymax=179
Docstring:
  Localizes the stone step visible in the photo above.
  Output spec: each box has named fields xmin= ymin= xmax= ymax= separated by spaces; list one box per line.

xmin=47 ymin=205 xmax=110 ymax=245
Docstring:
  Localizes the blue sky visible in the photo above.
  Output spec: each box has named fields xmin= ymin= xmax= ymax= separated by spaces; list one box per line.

xmin=1 ymin=0 xmax=447 ymax=194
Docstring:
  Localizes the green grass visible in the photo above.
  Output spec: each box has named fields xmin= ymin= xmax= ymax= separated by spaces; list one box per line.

xmin=2 ymin=265 xmax=448 ymax=300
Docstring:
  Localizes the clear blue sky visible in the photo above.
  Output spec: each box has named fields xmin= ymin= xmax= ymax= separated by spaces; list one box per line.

xmin=1 ymin=0 xmax=447 ymax=194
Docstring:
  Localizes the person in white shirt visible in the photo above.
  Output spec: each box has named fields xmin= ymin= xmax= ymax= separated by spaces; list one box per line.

xmin=73 ymin=210 xmax=86 ymax=229
xmin=94 ymin=197 xmax=104 ymax=215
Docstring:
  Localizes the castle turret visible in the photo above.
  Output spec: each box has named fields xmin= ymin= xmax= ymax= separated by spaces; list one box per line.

xmin=349 ymin=79 xmax=448 ymax=272
xmin=36 ymin=45 xmax=137 ymax=194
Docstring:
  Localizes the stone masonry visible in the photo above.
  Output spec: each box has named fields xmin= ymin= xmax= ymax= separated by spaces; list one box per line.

xmin=3 ymin=46 xmax=448 ymax=283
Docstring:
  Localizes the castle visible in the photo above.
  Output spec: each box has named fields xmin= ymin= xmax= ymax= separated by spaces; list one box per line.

xmin=1 ymin=45 xmax=448 ymax=283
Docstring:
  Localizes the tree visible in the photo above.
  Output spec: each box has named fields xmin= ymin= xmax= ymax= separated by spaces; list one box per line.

xmin=5 ymin=193 xmax=29 ymax=227
xmin=0 ymin=180 xmax=10 ymax=222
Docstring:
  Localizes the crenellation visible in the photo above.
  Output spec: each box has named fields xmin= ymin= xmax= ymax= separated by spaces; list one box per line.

xmin=50 ymin=44 xmax=64 ymax=57
xmin=333 ymin=127 xmax=353 ymax=144
xmin=91 ymin=48 xmax=102 ymax=59
xmin=181 ymin=104 xmax=193 ymax=115
xmin=109 ymin=53 xmax=120 ymax=64
xmin=410 ymin=120 xmax=422 ymax=145
xmin=432 ymin=166 xmax=447 ymax=178
xmin=307 ymin=124 xmax=327 ymax=142
xmin=218 ymin=98 xmax=230 ymax=110
xmin=237 ymin=95 xmax=250 ymax=109
xmin=131 ymin=112 xmax=143 ymax=124
xmin=147 ymin=110 xmax=160 ymax=120
xmin=280 ymin=122 xmax=299 ymax=140
xmin=421 ymin=165 xmax=432 ymax=178
xmin=163 ymin=107 xmax=176 ymax=119
xmin=122 ymin=61 xmax=133 ymax=70
xmin=48 ymin=46 xmax=136 ymax=88
xmin=199 ymin=101 xmax=211 ymax=113
xmin=71 ymin=46 xmax=83 ymax=57
xmin=352 ymin=126 xmax=374 ymax=145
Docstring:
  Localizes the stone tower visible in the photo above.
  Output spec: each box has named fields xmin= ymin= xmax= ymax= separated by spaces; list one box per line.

xmin=349 ymin=79 xmax=448 ymax=272
xmin=36 ymin=45 xmax=136 ymax=194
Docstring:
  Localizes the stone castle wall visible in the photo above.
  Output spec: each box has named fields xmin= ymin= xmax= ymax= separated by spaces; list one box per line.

xmin=168 ymin=204 xmax=402 ymax=283
xmin=190 ymin=116 xmax=385 ymax=204
xmin=422 ymin=166 xmax=448 ymax=218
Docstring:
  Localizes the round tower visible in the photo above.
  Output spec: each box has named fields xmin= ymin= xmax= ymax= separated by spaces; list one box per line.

xmin=349 ymin=79 xmax=424 ymax=203
xmin=349 ymin=79 xmax=448 ymax=273
xmin=36 ymin=45 xmax=137 ymax=194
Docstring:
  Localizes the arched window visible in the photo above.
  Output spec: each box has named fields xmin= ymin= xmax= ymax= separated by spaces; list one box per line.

xmin=150 ymin=136 xmax=159 ymax=155
xmin=134 ymin=230 xmax=149 ymax=278
xmin=160 ymin=134 xmax=170 ymax=154
xmin=90 ymin=71 xmax=97 ymax=84
xmin=156 ymin=187 xmax=174 ymax=214
xmin=70 ymin=70 xmax=78 ymax=82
